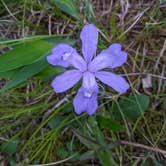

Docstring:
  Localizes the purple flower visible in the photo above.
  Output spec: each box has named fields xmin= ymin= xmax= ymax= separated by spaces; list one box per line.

xmin=47 ymin=24 xmax=129 ymax=115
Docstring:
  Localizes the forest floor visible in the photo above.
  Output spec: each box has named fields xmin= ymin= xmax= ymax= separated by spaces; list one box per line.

xmin=0 ymin=0 xmax=166 ymax=165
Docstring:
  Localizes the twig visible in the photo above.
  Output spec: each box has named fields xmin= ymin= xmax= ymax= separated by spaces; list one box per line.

xmin=154 ymin=39 xmax=166 ymax=71
xmin=100 ymin=1 xmax=113 ymax=18
xmin=118 ymin=7 xmax=150 ymax=39
xmin=106 ymin=137 xmax=166 ymax=156
xmin=121 ymin=72 xmax=166 ymax=80
xmin=0 ymin=137 xmax=7 ymax=141
xmin=48 ymin=14 xmax=52 ymax=35
xmin=42 ymin=92 xmax=75 ymax=121
xmin=42 ymin=96 xmax=69 ymax=121
xmin=120 ymin=0 xmax=130 ymax=25
xmin=157 ymin=65 xmax=165 ymax=95
xmin=1 ymin=0 xmax=18 ymax=21
xmin=97 ymin=28 xmax=111 ymax=43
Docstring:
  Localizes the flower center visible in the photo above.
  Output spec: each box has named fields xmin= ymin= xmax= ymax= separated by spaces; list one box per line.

xmin=84 ymin=91 xmax=92 ymax=98
xmin=62 ymin=52 xmax=71 ymax=61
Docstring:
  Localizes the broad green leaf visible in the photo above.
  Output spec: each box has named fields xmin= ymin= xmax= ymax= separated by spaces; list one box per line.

xmin=72 ymin=129 xmax=100 ymax=150
xmin=0 ymin=69 xmax=19 ymax=78
xmin=0 ymin=57 xmax=48 ymax=92
xmin=97 ymin=115 xmax=123 ymax=132
xmin=48 ymin=115 xmax=64 ymax=129
xmin=112 ymin=94 xmax=150 ymax=121
xmin=97 ymin=150 xmax=118 ymax=166
xmin=87 ymin=117 xmax=118 ymax=165
xmin=1 ymin=139 xmax=19 ymax=156
xmin=9 ymin=158 xmax=16 ymax=166
xmin=36 ymin=65 xmax=65 ymax=80
xmin=88 ymin=116 xmax=105 ymax=146
xmin=78 ymin=151 xmax=95 ymax=161
xmin=0 ymin=40 xmax=54 ymax=72
xmin=51 ymin=0 xmax=80 ymax=20
xmin=0 ymin=38 xmax=75 ymax=90
xmin=57 ymin=148 xmax=69 ymax=158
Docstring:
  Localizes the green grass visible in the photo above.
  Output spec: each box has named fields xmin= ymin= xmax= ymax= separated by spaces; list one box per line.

xmin=0 ymin=0 xmax=165 ymax=165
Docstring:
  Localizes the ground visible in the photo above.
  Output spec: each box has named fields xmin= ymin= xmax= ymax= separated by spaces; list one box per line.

xmin=0 ymin=0 xmax=166 ymax=165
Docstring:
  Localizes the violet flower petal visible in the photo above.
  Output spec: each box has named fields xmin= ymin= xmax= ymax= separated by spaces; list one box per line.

xmin=80 ymin=24 xmax=98 ymax=62
xmin=73 ymin=86 xmax=98 ymax=115
xmin=83 ymin=71 xmax=97 ymax=97
xmin=73 ymin=89 xmax=87 ymax=114
xmin=88 ymin=52 xmax=113 ymax=72
xmin=51 ymin=70 xmax=82 ymax=93
xmin=95 ymin=71 xmax=129 ymax=93
xmin=86 ymin=92 xmax=98 ymax=115
xmin=47 ymin=43 xmax=78 ymax=67
xmin=68 ymin=54 xmax=87 ymax=72
xmin=100 ymin=43 xmax=127 ymax=68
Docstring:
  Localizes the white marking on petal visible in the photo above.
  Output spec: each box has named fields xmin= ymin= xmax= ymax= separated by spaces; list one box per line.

xmin=84 ymin=91 xmax=92 ymax=98
xmin=62 ymin=52 xmax=71 ymax=61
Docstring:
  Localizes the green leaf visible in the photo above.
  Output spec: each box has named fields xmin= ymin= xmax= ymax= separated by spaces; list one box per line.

xmin=85 ymin=0 xmax=96 ymax=23
xmin=78 ymin=151 xmax=95 ymax=161
xmin=0 ymin=69 xmax=19 ymax=78
xmin=51 ymin=0 xmax=80 ymax=20
xmin=9 ymin=158 xmax=16 ymax=166
xmin=57 ymin=148 xmax=69 ymax=158
xmin=48 ymin=115 xmax=64 ymax=129
xmin=72 ymin=129 xmax=100 ymax=150
xmin=97 ymin=150 xmax=118 ymax=166
xmin=0 ymin=38 xmax=75 ymax=90
xmin=0 ymin=57 xmax=48 ymax=92
xmin=0 ymin=40 xmax=54 ymax=72
xmin=97 ymin=115 xmax=123 ymax=132
xmin=36 ymin=65 xmax=65 ymax=80
xmin=88 ymin=116 xmax=106 ymax=146
xmin=1 ymin=139 xmax=19 ymax=156
xmin=86 ymin=118 xmax=118 ymax=165
xmin=112 ymin=94 xmax=150 ymax=121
